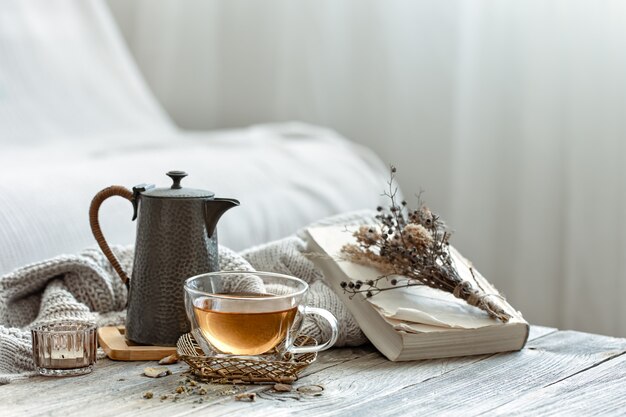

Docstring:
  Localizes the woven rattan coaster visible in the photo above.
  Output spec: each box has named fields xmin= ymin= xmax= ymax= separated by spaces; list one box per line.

xmin=176 ymin=333 xmax=318 ymax=384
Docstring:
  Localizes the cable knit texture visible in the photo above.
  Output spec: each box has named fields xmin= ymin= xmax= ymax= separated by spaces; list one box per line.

xmin=0 ymin=211 xmax=376 ymax=383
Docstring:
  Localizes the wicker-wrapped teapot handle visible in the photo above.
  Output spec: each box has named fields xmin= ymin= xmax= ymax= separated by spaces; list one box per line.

xmin=89 ymin=186 xmax=133 ymax=287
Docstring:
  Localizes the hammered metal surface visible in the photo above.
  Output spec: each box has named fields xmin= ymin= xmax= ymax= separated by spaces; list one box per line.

xmin=125 ymin=197 xmax=219 ymax=346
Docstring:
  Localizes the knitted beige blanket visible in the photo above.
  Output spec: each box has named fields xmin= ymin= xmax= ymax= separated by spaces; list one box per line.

xmin=0 ymin=212 xmax=374 ymax=383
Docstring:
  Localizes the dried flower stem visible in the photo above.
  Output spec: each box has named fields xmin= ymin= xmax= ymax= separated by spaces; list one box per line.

xmin=340 ymin=166 xmax=511 ymax=323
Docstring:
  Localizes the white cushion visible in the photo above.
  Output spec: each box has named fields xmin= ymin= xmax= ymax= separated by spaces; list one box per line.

xmin=0 ymin=122 xmax=389 ymax=275
xmin=0 ymin=0 xmax=172 ymax=146
xmin=0 ymin=2 xmax=390 ymax=274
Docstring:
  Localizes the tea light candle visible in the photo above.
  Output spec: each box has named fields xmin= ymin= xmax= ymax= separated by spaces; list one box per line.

xmin=31 ymin=322 xmax=97 ymax=376
xmin=50 ymin=348 xmax=84 ymax=360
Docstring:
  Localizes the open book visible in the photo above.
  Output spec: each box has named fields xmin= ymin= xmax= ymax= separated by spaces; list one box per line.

xmin=306 ymin=226 xmax=529 ymax=361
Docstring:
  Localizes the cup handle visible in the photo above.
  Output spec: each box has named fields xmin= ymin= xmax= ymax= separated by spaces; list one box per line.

xmin=289 ymin=306 xmax=339 ymax=354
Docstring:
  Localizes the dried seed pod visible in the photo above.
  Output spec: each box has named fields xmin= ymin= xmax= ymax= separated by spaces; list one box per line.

xmin=234 ymin=392 xmax=256 ymax=402
xmin=158 ymin=354 xmax=179 ymax=365
xmin=143 ymin=367 xmax=171 ymax=378
xmin=297 ymin=385 xmax=324 ymax=395
xmin=273 ymin=383 xmax=292 ymax=392
xmin=143 ymin=391 xmax=153 ymax=399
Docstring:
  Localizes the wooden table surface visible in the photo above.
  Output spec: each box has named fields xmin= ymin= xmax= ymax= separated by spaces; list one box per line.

xmin=2 ymin=326 xmax=625 ymax=416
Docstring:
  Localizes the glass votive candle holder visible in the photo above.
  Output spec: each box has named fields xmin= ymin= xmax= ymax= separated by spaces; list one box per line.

xmin=31 ymin=322 xmax=97 ymax=376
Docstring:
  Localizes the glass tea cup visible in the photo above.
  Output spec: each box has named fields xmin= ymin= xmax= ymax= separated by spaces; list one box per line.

xmin=184 ymin=271 xmax=339 ymax=359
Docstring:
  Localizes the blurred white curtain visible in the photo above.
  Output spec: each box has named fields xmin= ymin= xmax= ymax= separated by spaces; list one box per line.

xmin=107 ymin=0 xmax=626 ymax=336
xmin=450 ymin=2 xmax=626 ymax=337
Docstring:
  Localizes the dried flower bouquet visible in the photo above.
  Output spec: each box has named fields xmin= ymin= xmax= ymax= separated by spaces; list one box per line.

xmin=340 ymin=167 xmax=511 ymax=323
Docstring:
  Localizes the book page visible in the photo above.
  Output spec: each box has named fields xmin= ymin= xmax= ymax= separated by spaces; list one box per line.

xmin=309 ymin=226 xmax=501 ymax=330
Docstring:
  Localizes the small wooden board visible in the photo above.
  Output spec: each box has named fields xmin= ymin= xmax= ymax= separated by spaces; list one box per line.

xmin=98 ymin=326 xmax=177 ymax=361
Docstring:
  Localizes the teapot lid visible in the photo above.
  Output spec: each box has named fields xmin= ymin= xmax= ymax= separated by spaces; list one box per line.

xmin=141 ymin=171 xmax=215 ymax=199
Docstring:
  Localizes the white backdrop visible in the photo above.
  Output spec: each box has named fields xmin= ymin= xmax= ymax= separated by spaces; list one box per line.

xmin=107 ymin=0 xmax=626 ymax=337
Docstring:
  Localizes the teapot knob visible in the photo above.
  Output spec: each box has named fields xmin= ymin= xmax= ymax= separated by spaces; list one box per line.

xmin=166 ymin=170 xmax=188 ymax=189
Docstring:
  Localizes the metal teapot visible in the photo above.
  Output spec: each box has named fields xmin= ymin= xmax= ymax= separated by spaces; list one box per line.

xmin=89 ymin=171 xmax=239 ymax=346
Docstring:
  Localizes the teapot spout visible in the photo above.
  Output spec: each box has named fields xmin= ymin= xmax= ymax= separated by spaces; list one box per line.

xmin=205 ymin=198 xmax=240 ymax=238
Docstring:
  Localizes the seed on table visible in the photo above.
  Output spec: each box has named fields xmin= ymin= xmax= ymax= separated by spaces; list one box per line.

xmin=234 ymin=392 xmax=256 ymax=402
xmin=143 ymin=367 xmax=171 ymax=378
xmin=273 ymin=383 xmax=292 ymax=392
xmin=297 ymin=385 xmax=324 ymax=395
xmin=158 ymin=354 xmax=179 ymax=365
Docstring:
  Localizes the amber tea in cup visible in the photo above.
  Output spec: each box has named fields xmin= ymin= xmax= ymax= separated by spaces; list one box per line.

xmin=185 ymin=271 xmax=339 ymax=358
xmin=194 ymin=294 xmax=298 ymax=355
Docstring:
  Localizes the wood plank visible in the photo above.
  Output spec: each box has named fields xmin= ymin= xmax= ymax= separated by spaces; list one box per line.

xmin=0 ymin=326 xmax=558 ymax=417
xmin=171 ymin=326 xmax=560 ymax=416
xmin=185 ymin=329 xmax=622 ymax=417
xmin=484 ymin=351 xmax=626 ymax=416
xmin=0 ymin=346 xmax=374 ymax=417
xmin=204 ymin=352 xmax=488 ymax=417
xmin=312 ymin=330 xmax=626 ymax=417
